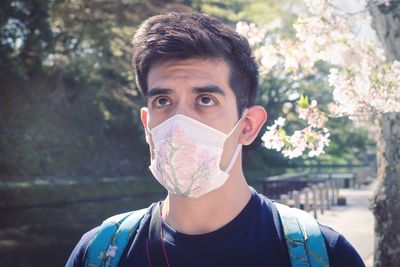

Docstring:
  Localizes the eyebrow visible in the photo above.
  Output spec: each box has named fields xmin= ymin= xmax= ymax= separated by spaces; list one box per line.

xmin=146 ymin=87 xmax=174 ymax=98
xmin=192 ymin=86 xmax=225 ymax=96
xmin=147 ymin=85 xmax=226 ymax=98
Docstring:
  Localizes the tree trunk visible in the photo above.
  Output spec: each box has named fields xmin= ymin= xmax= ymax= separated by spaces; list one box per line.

xmin=368 ymin=2 xmax=400 ymax=266
xmin=371 ymin=113 xmax=400 ymax=267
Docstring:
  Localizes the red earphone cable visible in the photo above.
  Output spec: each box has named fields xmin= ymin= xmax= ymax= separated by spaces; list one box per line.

xmin=160 ymin=220 xmax=171 ymax=267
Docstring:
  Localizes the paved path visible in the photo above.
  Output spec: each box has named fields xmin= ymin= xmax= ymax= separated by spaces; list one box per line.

xmin=317 ymin=181 xmax=377 ymax=267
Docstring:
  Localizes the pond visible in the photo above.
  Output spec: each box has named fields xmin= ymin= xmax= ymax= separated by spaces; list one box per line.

xmin=0 ymin=165 xmax=368 ymax=266
xmin=0 ymin=193 xmax=165 ymax=267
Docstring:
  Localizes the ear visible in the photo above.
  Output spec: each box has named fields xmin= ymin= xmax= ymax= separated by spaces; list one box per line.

xmin=239 ymin=105 xmax=267 ymax=145
xmin=140 ymin=107 xmax=148 ymax=129
xmin=140 ymin=107 xmax=152 ymax=145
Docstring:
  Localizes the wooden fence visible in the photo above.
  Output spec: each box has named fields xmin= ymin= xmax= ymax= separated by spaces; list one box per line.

xmin=258 ymin=171 xmax=360 ymax=219
xmin=277 ymin=180 xmax=339 ymax=219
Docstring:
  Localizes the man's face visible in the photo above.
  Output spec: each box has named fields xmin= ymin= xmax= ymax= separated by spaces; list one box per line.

xmin=141 ymin=58 xmax=244 ymax=170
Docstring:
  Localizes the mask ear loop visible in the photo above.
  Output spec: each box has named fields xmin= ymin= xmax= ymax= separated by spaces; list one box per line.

xmin=223 ymin=144 xmax=242 ymax=173
xmin=225 ymin=108 xmax=249 ymax=137
xmin=222 ymin=108 xmax=248 ymax=173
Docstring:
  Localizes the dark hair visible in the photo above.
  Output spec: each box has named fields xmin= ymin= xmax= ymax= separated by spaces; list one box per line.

xmin=131 ymin=12 xmax=259 ymax=116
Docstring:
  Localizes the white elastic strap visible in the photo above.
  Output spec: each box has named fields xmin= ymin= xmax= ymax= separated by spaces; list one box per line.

xmin=226 ymin=108 xmax=248 ymax=137
xmin=224 ymin=144 xmax=242 ymax=173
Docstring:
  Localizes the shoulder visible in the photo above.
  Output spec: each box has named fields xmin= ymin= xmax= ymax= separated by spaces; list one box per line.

xmin=65 ymin=227 xmax=99 ymax=267
xmin=320 ymin=225 xmax=365 ymax=267
xmin=255 ymin=190 xmax=364 ymax=266
xmin=65 ymin=204 xmax=156 ymax=267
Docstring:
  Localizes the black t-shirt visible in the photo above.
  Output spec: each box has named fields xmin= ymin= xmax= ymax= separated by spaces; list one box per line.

xmin=66 ymin=188 xmax=365 ymax=267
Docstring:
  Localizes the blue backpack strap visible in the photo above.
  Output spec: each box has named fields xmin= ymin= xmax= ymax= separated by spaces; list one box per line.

xmin=107 ymin=208 xmax=148 ymax=266
xmin=275 ymin=203 xmax=330 ymax=267
xmin=84 ymin=208 xmax=147 ymax=267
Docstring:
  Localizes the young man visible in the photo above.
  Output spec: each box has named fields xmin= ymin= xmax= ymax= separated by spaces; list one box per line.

xmin=67 ymin=12 xmax=365 ymax=267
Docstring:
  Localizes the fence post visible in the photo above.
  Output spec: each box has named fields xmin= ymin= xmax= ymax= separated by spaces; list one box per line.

xmin=293 ymin=190 xmax=300 ymax=209
xmin=330 ymin=180 xmax=336 ymax=206
xmin=312 ymin=185 xmax=318 ymax=219
xmin=325 ymin=181 xmax=331 ymax=210
xmin=318 ymin=183 xmax=325 ymax=215
xmin=303 ymin=187 xmax=310 ymax=212
xmin=332 ymin=180 xmax=339 ymax=205
xmin=280 ymin=194 xmax=289 ymax=205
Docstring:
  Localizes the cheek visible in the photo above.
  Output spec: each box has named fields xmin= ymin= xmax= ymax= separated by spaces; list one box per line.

xmin=147 ymin=110 xmax=173 ymax=130
xmin=147 ymin=115 xmax=157 ymax=130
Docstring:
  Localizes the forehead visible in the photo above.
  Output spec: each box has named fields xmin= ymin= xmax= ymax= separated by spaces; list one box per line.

xmin=147 ymin=58 xmax=233 ymax=95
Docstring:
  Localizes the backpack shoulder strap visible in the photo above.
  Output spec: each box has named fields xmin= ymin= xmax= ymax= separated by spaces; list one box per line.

xmin=84 ymin=208 xmax=148 ymax=267
xmin=275 ymin=203 xmax=330 ymax=267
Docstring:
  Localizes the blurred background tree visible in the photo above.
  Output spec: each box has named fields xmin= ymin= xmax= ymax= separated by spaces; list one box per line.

xmin=0 ymin=1 xmax=377 ymax=266
xmin=0 ymin=0 xmax=374 ymax=181
xmin=1 ymin=0 xmax=177 ymax=178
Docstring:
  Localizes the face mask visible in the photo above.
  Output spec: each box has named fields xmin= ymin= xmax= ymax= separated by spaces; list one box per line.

xmin=146 ymin=112 xmax=246 ymax=198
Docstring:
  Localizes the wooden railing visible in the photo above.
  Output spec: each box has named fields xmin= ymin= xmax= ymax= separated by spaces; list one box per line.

xmin=279 ymin=181 xmax=339 ymax=219
xmin=259 ymin=172 xmax=357 ymax=218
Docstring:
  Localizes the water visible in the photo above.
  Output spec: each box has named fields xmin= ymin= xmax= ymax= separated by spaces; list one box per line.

xmin=0 ymin=166 xmax=370 ymax=266
xmin=0 ymin=193 xmax=165 ymax=267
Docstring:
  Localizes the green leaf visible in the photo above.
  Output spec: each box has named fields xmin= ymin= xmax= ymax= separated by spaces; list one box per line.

xmin=297 ymin=95 xmax=309 ymax=108
xmin=278 ymin=128 xmax=287 ymax=137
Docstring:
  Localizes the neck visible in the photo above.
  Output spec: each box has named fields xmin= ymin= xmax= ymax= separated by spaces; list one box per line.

xmin=161 ymin=162 xmax=251 ymax=235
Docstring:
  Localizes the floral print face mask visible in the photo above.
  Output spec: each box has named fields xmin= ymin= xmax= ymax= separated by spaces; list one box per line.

xmin=146 ymin=113 xmax=245 ymax=198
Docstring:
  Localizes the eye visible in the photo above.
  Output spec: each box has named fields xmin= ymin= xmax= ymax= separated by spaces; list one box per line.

xmin=154 ymin=97 xmax=171 ymax=107
xmin=197 ymin=95 xmax=216 ymax=106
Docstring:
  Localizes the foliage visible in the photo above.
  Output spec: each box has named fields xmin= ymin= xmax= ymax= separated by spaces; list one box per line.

xmin=292 ymin=0 xmax=400 ymax=115
xmin=0 ymin=0 xmax=179 ymax=178
xmin=262 ymin=97 xmax=330 ymax=159
xmin=0 ymin=0 xmax=375 ymax=179
xmin=237 ymin=0 xmax=398 ymax=160
xmin=0 ymin=0 xmax=53 ymax=77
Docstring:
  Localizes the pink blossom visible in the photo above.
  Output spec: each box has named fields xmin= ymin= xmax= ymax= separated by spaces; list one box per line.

xmin=239 ymin=0 xmax=400 ymax=159
xmin=262 ymin=101 xmax=330 ymax=159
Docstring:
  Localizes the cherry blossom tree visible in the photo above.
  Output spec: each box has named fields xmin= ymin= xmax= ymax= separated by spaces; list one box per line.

xmin=238 ymin=1 xmax=400 ymax=265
